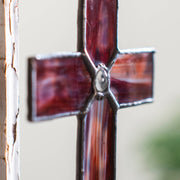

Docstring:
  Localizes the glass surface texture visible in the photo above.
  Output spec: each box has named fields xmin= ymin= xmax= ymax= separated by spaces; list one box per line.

xmin=85 ymin=0 xmax=118 ymax=66
xmin=110 ymin=52 xmax=153 ymax=106
xmin=32 ymin=55 xmax=92 ymax=118
xmin=82 ymin=98 xmax=116 ymax=180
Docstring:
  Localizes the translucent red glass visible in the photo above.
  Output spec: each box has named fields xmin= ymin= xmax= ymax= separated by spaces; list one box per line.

xmin=84 ymin=0 xmax=118 ymax=66
xmin=110 ymin=52 xmax=154 ymax=106
xmin=81 ymin=98 xmax=116 ymax=180
xmin=30 ymin=55 xmax=92 ymax=119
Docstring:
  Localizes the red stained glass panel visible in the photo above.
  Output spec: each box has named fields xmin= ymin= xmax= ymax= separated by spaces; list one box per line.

xmin=29 ymin=54 xmax=92 ymax=120
xmin=82 ymin=98 xmax=116 ymax=180
xmin=84 ymin=0 xmax=118 ymax=66
xmin=110 ymin=52 xmax=154 ymax=107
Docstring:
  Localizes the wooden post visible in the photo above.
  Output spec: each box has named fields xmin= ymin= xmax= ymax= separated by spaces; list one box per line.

xmin=0 ymin=0 xmax=19 ymax=179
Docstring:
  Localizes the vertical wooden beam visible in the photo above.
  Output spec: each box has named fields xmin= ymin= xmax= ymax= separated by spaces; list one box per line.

xmin=0 ymin=0 xmax=19 ymax=179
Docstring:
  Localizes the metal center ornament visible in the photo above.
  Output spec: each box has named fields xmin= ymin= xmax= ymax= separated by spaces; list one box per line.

xmin=94 ymin=63 xmax=110 ymax=94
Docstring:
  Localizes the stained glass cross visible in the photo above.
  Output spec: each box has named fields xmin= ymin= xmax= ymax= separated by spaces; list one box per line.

xmin=28 ymin=0 xmax=154 ymax=179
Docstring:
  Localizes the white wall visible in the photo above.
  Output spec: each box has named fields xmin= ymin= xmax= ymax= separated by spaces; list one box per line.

xmin=20 ymin=0 xmax=180 ymax=179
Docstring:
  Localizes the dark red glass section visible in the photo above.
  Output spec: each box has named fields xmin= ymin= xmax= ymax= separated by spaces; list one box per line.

xmin=30 ymin=54 xmax=92 ymax=119
xmin=82 ymin=98 xmax=116 ymax=180
xmin=110 ymin=52 xmax=154 ymax=106
xmin=84 ymin=0 xmax=118 ymax=66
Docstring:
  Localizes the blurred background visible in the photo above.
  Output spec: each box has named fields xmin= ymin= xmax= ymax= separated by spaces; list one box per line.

xmin=20 ymin=0 xmax=180 ymax=179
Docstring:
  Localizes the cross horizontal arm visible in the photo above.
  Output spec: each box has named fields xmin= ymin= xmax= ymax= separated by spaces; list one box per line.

xmin=78 ymin=0 xmax=118 ymax=66
xmin=110 ymin=49 xmax=154 ymax=108
xmin=28 ymin=53 xmax=92 ymax=121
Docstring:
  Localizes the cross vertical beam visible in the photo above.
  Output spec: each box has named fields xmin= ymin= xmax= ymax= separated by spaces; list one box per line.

xmin=78 ymin=0 xmax=118 ymax=66
xmin=77 ymin=99 xmax=117 ymax=179
xmin=0 ymin=0 xmax=19 ymax=179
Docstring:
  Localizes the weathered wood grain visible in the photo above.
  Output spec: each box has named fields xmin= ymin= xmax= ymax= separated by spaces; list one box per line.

xmin=0 ymin=0 xmax=5 ymax=59
xmin=0 ymin=0 xmax=19 ymax=179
